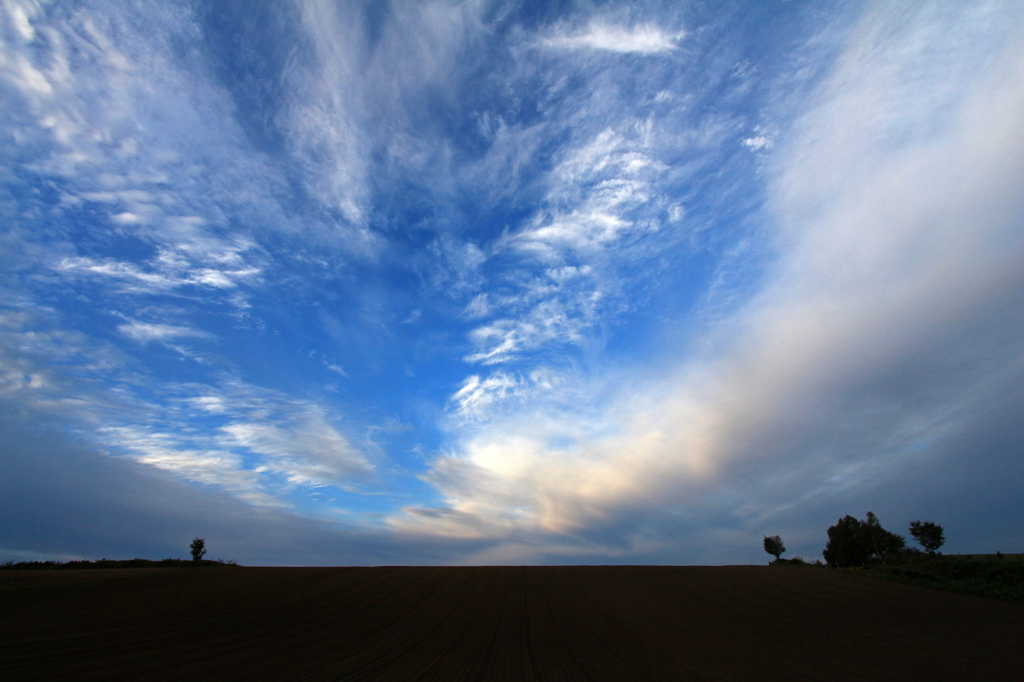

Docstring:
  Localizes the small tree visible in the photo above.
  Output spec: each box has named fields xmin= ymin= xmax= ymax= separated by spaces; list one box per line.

xmin=190 ymin=537 xmax=207 ymax=562
xmin=908 ymin=520 xmax=945 ymax=553
xmin=763 ymin=535 xmax=785 ymax=562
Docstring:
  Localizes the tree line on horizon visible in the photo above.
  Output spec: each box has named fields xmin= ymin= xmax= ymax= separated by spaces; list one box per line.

xmin=764 ymin=513 xmax=945 ymax=567
xmin=1 ymin=537 xmax=234 ymax=571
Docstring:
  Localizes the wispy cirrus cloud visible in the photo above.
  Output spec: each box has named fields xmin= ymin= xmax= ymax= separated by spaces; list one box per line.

xmin=98 ymin=425 xmax=272 ymax=504
xmin=447 ymin=9 xmax=758 ymax=375
xmin=459 ymin=123 xmax=679 ymax=367
xmin=290 ymin=0 xmax=490 ymax=232
xmin=58 ymin=250 xmax=261 ymax=295
xmin=1 ymin=299 xmax=377 ymax=511
xmin=0 ymin=0 xmax=380 ymax=270
xmin=464 ymin=293 xmax=600 ymax=366
xmin=94 ymin=378 xmax=380 ymax=507
xmin=218 ymin=407 xmax=375 ymax=488
xmin=511 ymin=127 xmax=666 ymax=261
xmin=450 ymin=367 xmax=569 ymax=422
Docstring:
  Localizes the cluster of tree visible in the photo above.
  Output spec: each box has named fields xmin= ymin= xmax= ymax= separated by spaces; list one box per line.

xmin=823 ymin=512 xmax=905 ymax=567
xmin=764 ymin=514 xmax=945 ymax=567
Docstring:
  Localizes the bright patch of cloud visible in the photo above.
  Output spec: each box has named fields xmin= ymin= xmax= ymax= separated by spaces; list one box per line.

xmin=742 ymin=136 xmax=771 ymax=151
xmin=543 ymin=21 xmax=685 ymax=55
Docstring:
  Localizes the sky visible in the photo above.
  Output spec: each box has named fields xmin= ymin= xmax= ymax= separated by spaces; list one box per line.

xmin=1 ymin=0 xmax=1022 ymax=566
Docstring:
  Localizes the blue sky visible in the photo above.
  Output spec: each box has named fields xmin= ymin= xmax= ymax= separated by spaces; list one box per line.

xmin=2 ymin=0 xmax=1022 ymax=566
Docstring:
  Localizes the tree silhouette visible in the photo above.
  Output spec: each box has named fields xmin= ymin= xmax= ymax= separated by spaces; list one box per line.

xmin=763 ymin=535 xmax=786 ymax=562
xmin=190 ymin=537 xmax=207 ymax=562
xmin=859 ymin=512 xmax=905 ymax=565
xmin=908 ymin=520 xmax=945 ymax=553
xmin=823 ymin=512 xmax=905 ymax=568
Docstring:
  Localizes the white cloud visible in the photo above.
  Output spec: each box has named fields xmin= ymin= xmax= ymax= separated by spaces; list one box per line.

xmin=59 ymin=257 xmax=169 ymax=290
xmin=325 ymin=362 xmax=348 ymax=377
xmin=0 ymin=306 xmax=126 ymax=410
xmin=450 ymin=368 xmax=571 ymax=422
xmin=464 ymin=294 xmax=598 ymax=365
xmin=219 ymin=408 xmax=375 ymax=488
xmin=0 ymin=0 xmax=324 ymax=273
xmin=1 ymin=284 xmax=377 ymax=510
xmin=110 ymin=211 xmax=144 ymax=225
xmin=283 ymin=2 xmax=368 ymax=227
xmin=463 ymin=294 xmax=491 ymax=320
xmin=742 ymin=136 xmax=771 ymax=151
xmin=464 ymin=321 xmax=524 ymax=365
xmin=6 ymin=2 xmax=36 ymax=42
xmin=101 ymin=425 xmax=259 ymax=492
xmin=542 ymin=21 xmax=685 ymax=55
xmin=450 ymin=373 xmax=519 ymax=419
xmin=463 ymin=125 xmax=669 ymax=365
xmin=291 ymin=1 xmax=487 ymax=236
xmin=90 ymin=378 xmax=380 ymax=506
xmin=57 ymin=247 xmax=261 ymax=294
xmin=426 ymin=236 xmax=487 ymax=295
xmin=513 ymin=207 xmax=634 ymax=259
xmin=189 ymin=395 xmax=227 ymax=414
xmin=117 ymin=321 xmax=210 ymax=345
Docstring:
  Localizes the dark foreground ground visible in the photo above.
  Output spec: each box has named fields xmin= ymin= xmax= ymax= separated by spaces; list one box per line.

xmin=2 ymin=565 xmax=1022 ymax=680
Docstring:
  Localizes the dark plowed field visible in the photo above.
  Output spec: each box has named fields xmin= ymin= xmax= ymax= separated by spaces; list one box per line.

xmin=2 ymin=566 xmax=1021 ymax=680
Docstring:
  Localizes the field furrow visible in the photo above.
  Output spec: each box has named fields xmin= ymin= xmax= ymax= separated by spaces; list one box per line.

xmin=1 ymin=566 xmax=1021 ymax=680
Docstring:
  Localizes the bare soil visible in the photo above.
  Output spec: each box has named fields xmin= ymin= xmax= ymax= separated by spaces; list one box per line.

xmin=1 ymin=565 xmax=1021 ymax=680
